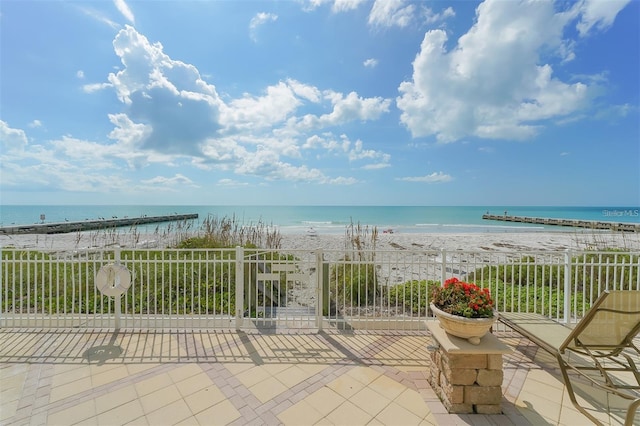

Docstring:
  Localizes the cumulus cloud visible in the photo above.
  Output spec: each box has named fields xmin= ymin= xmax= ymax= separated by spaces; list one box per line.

xmin=249 ymin=12 xmax=277 ymax=42
xmin=576 ymin=0 xmax=631 ymax=37
xmin=396 ymin=0 xmax=618 ymax=143
xmin=107 ymin=26 xmax=222 ymax=155
xmin=291 ymin=91 xmax=391 ymax=131
xmin=302 ymin=133 xmax=390 ymax=169
xmin=369 ymin=0 xmax=415 ymax=28
xmin=0 ymin=121 xmax=28 ymax=152
xmin=73 ymin=25 xmax=392 ymax=188
xmin=398 ymin=172 xmax=452 ymax=183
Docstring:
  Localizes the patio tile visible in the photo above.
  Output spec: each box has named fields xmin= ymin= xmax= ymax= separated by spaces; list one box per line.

xmin=326 ymin=373 xmax=367 ymax=398
xmin=92 ymin=365 xmax=130 ymax=387
xmin=249 ymin=376 xmax=289 ymax=403
xmin=349 ymin=387 xmax=392 ymax=416
xmin=168 ymin=364 xmax=204 ymax=383
xmin=394 ymin=388 xmax=432 ymax=418
xmin=325 ymin=400 xmax=373 ymax=425
xmin=345 ymin=365 xmax=383 ymax=385
xmin=303 ymin=387 xmax=345 ymax=416
xmin=96 ymin=400 xmax=146 ymax=426
xmin=367 ymin=373 xmax=407 ymax=400
xmin=138 ymin=384 xmax=182 ymax=413
xmin=235 ymin=365 xmax=272 ymax=388
xmin=374 ymin=401 xmax=424 ymax=425
xmin=183 ymin=385 xmax=226 ymax=414
xmin=134 ymin=372 xmax=174 ymax=397
xmin=194 ymin=399 xmax=241 ymax=425
xmin=276 ymin=364 xmax=315 ymax=388
xmin=277 ymin=399 xmax=324 ymax=425
xmin=175 ymin=372 xmax=213 ymax=398
xmin=49 ymin=376 xmax=93 ymax=403
xmin=46 ymin=399 xmax=96 ymax=425
xmin=144 ymin=398 xmax=193 ymax=426
xmin=0 ymin=399 xmax=20 ymax=423
xmin=94 ymin=385 xmax=138 ymax=414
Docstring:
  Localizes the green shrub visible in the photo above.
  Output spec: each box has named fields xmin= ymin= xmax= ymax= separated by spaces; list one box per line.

xmin=331 ymin=258 xmax=378 ymax=305
xmin=387 ymin=279 xmax=440 ymax=316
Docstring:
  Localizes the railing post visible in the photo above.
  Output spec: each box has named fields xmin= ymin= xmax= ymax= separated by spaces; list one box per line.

xmin=235 ymin=246 xmax=244 ymax=331
xmin=440 ymin=249 xmax=447 ymax=284
xmin=563 ymin=249 xmax=571 ymax=324
xmin=316 ymin=249 xmax=323 ymax=332
xmin=114 ymin=247 xmax=122 ymax=330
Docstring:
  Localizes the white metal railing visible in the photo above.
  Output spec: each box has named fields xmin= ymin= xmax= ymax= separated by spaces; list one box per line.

xmin=1 ymin=247 xmax=638 ymax=331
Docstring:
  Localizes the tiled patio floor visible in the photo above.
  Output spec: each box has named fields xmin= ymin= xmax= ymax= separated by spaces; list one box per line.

xmin=0 ymin=328 xmax=633 ymax=425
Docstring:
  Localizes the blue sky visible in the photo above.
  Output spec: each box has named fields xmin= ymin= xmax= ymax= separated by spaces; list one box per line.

xmin=1 ymin=0 xmax=638 ymax=206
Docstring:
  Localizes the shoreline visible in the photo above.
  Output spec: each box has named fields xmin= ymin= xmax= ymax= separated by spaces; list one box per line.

xmin=1 ymin=229 xmax=639 ymax=253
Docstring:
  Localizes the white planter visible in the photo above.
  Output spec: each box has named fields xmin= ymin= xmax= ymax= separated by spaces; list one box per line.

xmin=430 ymin=303 xmax=498 ymax=345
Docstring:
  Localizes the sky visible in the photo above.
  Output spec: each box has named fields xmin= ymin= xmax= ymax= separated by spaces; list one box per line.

xmin=1 ymin=0 xmax=638 ymax=206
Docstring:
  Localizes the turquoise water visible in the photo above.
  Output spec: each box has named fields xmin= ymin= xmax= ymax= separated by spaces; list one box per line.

xmin=0 ymin=205 xmax=638 ymax=234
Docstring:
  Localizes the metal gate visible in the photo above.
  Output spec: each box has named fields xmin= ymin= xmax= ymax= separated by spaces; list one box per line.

xmin=238 ymin=249 xmax=324 ymax=331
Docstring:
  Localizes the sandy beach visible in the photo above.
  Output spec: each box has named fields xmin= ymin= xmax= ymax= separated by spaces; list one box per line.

xmin=2 ymin=229 xmax=639 ymax=253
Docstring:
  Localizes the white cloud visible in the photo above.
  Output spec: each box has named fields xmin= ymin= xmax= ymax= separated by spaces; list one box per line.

xmin=142 ymin=174 xmax=196 ymax=186
xmin=114 ymin=0 xmax=135 ymax=24
xmin=423 ymin=6 xmax=455 ymax=25
xmin=77 ymin=5 xmax=120 ymax=29
xmin=217 ymin=178 xmax=248 ymax=187
xmin=222 ymin=80 xmax=308 ymax=131
xmin=77 ymin=26 xmax=392 ymax=188
xmin=363 ymin=58 xmax=378 ymax=68
xmin=368 ymin=0 xmax=415 ymax=28
xmin=302 ymin=133 xmax=390 ymax=169
xmin=292 ymin=91 xmax=391 ymax=131
xmin=77 ymin=70 xmax=85 ymax=79
xmin=398 ymin=172 xmax=452 ymax=183
xmin=249 ymin=12 xmax=278 ymax=42
xmin=0 ymin=121 xmax=28 ymax=152
xmin=576 ymin=0 xmax=631 ymax=37
xmin=397 ymin=0 xmax=600 ymax=143
xmin=83 ymin=82 xmax=113 ymax=93
xmin=332 ymin=0 xmax=367 ymax=13
xmin=107 ymin=26 xmax=223 ymax=154
xmin=304 ymin=0 xmax=365 ymax=13
xmin=29 ymin=120 xmax=42 ymax=128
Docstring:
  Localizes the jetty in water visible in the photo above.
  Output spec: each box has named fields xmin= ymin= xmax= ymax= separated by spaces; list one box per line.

xmin=482 ymin=214 xmax=640 ymax=233
xmin=0 ymin=214 xmax=199 ymax=235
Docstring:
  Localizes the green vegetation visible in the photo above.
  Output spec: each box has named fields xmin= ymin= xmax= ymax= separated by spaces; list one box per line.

xmin=177 ymin=214 xmax=281 ymax=249
xmin=387 ymin=279 xmax=440 ymax=316
xmin=1 ymin=249 xmax=238 ymax=315
xmin=331 ymin=258 xmax=379 ymax=305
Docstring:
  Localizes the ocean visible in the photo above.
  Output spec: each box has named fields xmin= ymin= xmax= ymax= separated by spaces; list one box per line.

xmin=1 ymin=205 xmax=638 ymax=234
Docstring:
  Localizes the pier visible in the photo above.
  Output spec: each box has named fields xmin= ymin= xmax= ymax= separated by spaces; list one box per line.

xmin=482 ymin=214 xmax=640 ymax=232
xmin=0 ymin=214 xmax=199 ymax=235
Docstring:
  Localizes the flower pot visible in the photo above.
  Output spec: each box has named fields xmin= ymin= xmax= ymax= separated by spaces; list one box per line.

xmin=430 ymin=303 xmax=498 ymax=345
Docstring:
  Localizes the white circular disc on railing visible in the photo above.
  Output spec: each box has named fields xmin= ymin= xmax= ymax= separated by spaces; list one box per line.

xmin=96 ymin=264 xmax=132 ymax=297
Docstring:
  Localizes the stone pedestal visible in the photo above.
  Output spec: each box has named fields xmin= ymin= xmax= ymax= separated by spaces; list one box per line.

xmin=426 ymin=321 xmax=512 ymax=414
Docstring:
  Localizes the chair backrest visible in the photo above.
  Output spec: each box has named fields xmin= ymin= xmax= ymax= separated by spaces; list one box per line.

xmin=560 ymin=290 xmax=640 ymax=353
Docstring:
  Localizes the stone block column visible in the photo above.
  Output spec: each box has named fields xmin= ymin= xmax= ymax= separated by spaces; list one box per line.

xmin=426 ymin=321 xmax=512 ymax=414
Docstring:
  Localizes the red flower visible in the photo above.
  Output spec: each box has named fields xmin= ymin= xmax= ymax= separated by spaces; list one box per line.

xmin=431 ymin=277 xmax=494 ymax=318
